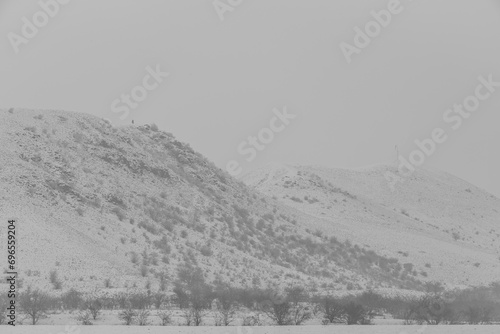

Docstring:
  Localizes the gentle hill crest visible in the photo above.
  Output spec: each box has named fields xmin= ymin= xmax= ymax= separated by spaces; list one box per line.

xmin=243 ymin=163 xmax=500 ymax=286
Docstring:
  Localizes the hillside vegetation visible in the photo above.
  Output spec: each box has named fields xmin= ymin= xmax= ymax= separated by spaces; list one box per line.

xmin=0 ymin=109 xmax=424 ymax=294
xmin=243 ymin=163 xmax=500 ymax=286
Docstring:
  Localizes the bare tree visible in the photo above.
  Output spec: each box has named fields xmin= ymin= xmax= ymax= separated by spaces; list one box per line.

xmin=118 ymin=308 xmax=137 ymax=325
xmin=413 ymin=295 xmax=454 ymax=325
xmin=173 ymin=285 xmax=190 ymax=309
xmin=287 ymin=287 xmax=312 ymax=325
xmin=84 ymin=297 xmax=102 ymax=321
xmin=463 ymin=304 xmax=494 ymax=325
xmin=242 ymin=313 xmax=263 ymax=326
xmin=153 ymin=291 xmax=166 ymax=310
xmin=343 ymin=301 xmax=371 ymax=325
xmin=401 ymin=303 xmax=417 ymax=325
xmin=62 ymin=288 xmax=83 ymax=310
xmin=261 ymin=288 xmax=312 ymax=326
xmin=290 ymin=303 xmax=313 ymax=325
xmin=262 ymin=300 xmax=293 ymax=326
xmin=137 ymin=309 xmax=150 ymax=326
xmin=157 ymin=310 xmax=172 ymax=326
xmin=18 ymin=288 xmax=50 ymax=325
xmin=322 ymin=297 xmax=345 ymax=324
xmin=182 ymin=306 xmax=206 ymax=326
xmin=214 ymin=298 xmax=237 ymax=326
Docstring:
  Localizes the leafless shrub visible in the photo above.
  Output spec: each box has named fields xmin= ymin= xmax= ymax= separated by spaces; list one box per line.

xmin=119 ymin=308 xmax=137 ymax=325
xmin=321 ymin=297 xmax=345 ymax=324
xmin=213 ymin=298 xmax=237 ymax=326
xmin=49 ymin=270 xmax=62 ymax=290
xmin=153 ymin=292 xmax=166 ymax=309
xmin=343 ymin=301 xmax=371 ymax=325
xmin=242 ymin=313 xmax=263 ymax=326
xmin=157 ymin=310 xmax=172 ymax=326
xmin=111 ymin=207 xmax=126 ymax=221
xmin=182 ymin=307 xmax=206 ymax=326
xmin=84 ymin=297 xmax=102 ymax=320
xmin=76 ymin=310 xmax=93 ymax=325
xmin=137 ymin=309 xmax=150 ymax=326
xmin=18 ymin=288 xmax=50 ymax=325
xmin=62 ymin=289 xmax=83 ymax=310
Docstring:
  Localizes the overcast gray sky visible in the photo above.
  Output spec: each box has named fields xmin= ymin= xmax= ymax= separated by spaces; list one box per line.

xmin=1 ymin=0 xmax=499 ymax=197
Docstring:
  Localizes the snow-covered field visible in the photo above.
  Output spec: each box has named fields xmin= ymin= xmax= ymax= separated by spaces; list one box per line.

xmin=4 ymin=326 xmax=500 ymax=334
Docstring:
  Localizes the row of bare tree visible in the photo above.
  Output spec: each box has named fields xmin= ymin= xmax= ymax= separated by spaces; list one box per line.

xmin=2 ymin=279 xmax=499 ymax=326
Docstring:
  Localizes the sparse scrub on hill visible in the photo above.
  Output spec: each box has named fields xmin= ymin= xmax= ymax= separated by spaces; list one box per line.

xmin=87 ymin=196 xmax=101 ymax=209
xmin=200 ymin=244 xmax=213 ymax=257
xmin=153 ymin=235 xmax=171 ymax=255
xmin=452 ymin=231 xmax=462 ymax=241
xmin=72 ymin=131 xmax=84 ymax=143
xmin=305 ymin=196 xmax=319 ymax=204
xmin=140 ymin=264 xmax=149 ymax=277
xmin=49 ymin=270 xmax=62 ymax=290
xmin=130 ymin=251 xmax=139 ymax=264
xmin=7 ymin=110 xmax=500 ymax=315
xmin=76 ymin=207 xmax=85 ymax=216
xmin=111 ymin=207 xmax=126 ymax=221
xmin=104 ymin=278 xmax=112 ymax=288
xmin=108 ymin=194 xmax=127 ymax=209
xmin=138 ymin=220 xmax=160 ymax=235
